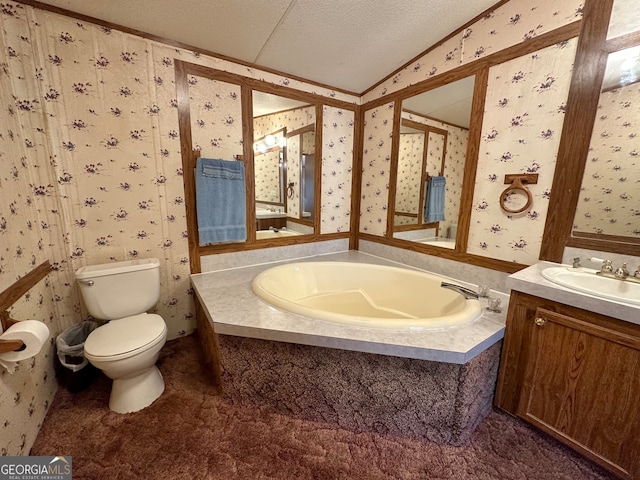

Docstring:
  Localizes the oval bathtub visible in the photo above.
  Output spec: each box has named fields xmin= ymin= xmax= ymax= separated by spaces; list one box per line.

xmin=251 ymin=262 xmax=482 ymax=329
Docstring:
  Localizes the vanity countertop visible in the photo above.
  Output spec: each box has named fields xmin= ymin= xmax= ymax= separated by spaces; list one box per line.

xmin=190 ymin=251 xmax=507 ymax=365
xmin=507 ymin=261 xmax=640 ymax=326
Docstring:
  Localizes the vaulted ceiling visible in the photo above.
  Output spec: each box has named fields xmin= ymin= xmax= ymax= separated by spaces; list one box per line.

xmin=34 ymin=0 xmax=498 ymax=94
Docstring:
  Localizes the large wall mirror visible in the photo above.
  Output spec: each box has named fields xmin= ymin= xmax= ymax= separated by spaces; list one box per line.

xmin=252 ymin=91 xmax=317 ymax=240
xmin=571 ymin=45 xmax=640 ymax=245
xmin=542 ymin=0 xmax=640 ymax=260
xmin=391 ymin=75 xmax=475 ymax=251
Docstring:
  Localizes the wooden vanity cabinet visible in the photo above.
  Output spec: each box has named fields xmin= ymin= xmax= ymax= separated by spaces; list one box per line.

xmin=495 ymin=291 xmax=640 ymax=479
xmin=256 ymin=216 xmax=287 ymax=231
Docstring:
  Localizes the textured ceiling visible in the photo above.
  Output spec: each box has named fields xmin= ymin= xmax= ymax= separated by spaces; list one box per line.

xmin=33 ymin=0 xmax=497 ymax=94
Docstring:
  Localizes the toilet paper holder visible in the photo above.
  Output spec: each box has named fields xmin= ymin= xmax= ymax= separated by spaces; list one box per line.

xmin=0 ymin=313 xmax=25 ymax=353
xmin=0 ymin=260 xmax=52 ymax=354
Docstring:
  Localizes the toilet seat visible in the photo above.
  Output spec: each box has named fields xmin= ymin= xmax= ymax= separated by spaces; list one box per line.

xmin=84 ymin=313 xmax=166 ymax=361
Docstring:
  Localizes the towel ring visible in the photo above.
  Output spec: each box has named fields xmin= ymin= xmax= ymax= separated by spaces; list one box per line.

xmin=500 ymin=174 xmax=538 ymax=214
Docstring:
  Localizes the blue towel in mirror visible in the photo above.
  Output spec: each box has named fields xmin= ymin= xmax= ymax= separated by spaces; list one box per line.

xmin=424 ymin=176 xmax=446 ymax=223
xmin=195 ymin=158 xmax=247 ymax=244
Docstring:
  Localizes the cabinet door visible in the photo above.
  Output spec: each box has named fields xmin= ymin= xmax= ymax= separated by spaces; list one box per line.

xmin=518 ymin=307 xmax=640 ymax=479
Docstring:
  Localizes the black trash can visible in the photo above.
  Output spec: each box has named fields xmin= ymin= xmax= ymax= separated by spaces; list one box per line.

xmin=55 ymin=321 xmax=100 ymax=392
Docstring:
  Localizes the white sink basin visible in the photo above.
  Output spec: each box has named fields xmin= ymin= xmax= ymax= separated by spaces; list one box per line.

xmin=541 ymin=267 xmax=640 ymax=306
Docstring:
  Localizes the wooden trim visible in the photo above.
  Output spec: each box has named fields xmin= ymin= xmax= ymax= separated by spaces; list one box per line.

xmin=393 ymin=222 xmax=439 ymax=233
xmin=175 ymin=61 xmax=201 ymax=274
xmin=539 ymin=0 xmax=616 ymax=262
xmin=362 ymin=0 xmax=510 ymax=95
xmin=572 ymin=231 xmax=640 ymax=245
xmin=254 ymin=127 xmax=286 ymax=206
xmin=359 ymin=233 xmax=525 ymax=274
xmin=286 ymin=124 xmax=315 ymax=137
xmin=567 ymin=236 xmax=640 ymax=257
xmin=254 ymin=104 xmax=314 ymax=121
xmin=194 ymin=295 xmax=223 ymax=389
xmin=177 ymin=59 xmax=358 ymax=269
xmin=0 ymin=261 xmax=52 ymax=313
xmin=457 ymin=68 xmax=489 ymax=254
xmin=604 ymin=30 xmax=640 ymax=53
xmin=402 ymin=109 xmax=470 ymax=131
xmin=198 ymin=232 xmax=349 ymax=255
xmin=350 ymin=105 xmax=365 ymax=250
xmin=313 ymin=106 xmax=323 ymax=235
xmin=386 ymin=100 xmax=402 ymax=238
xmin=363 ymin=21 xmax=582 ymax=111
xmin=417 ymin=126 xmax=429 ymax=220
xmin=13 ymin=0 xmax=360 ymax=98
xmin=180 ymin=61 xmax=356 ymax=111
xmin=254 ymin=127 xmax=287 ymax=145
xmin=242 ymin=85 xmax=257 ymax=245
xmin=0 ymin=260 xmax=52 ymax=352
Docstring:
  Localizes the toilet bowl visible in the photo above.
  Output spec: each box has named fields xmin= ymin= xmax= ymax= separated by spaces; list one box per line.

xmin=84 ymin=313 xmax=167 ymax=413
xmin=75 ymin=258 xmax=168 ymax=413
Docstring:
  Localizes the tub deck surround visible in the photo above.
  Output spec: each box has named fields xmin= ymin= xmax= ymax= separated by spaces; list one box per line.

xmin=190 ymin=251 xmax=507 ymax=364
xmin=507 ymin=261 xmax=640 ymax=325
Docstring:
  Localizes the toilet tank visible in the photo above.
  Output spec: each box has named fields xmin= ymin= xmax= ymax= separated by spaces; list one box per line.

xmin=75 ymin=258 xmax=161 ymax=320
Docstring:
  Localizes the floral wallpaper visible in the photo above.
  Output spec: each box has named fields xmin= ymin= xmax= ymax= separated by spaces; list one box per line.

xmin=252 ymin=106 xmax=315 ymax=219
xmin=0 ymin=0 xmax=591 ymax=458
xmin=360 ymin=0 xmax=581 ymax=266
xmin=395 ymin=112 xmax=469 ymax=237
xmin=1 ymin=3 xmax=78 ymax=455
xmin=321 ymin=106 xmax=354 ymax=234
xmin=360 ymin=103 xmax=395 ymax=236
xmin=0 ymin=0 xmax=355 ymax=455
xmin=189 ymin=76 xmax=244 ymax=160
xmin=467 ymin=39 xmax=578 ymax=264
xmin=362 ymin=0 xmax=583 ymax=103
xmin=395 ymin=133 xmax=424 ymax=225
xmin=253 ymin=106 xmax=315 ymax=139
xmin=573 ymin=83 xmax=640 ymax=238
xmin=255 ymin=148 xmax=282 ymax=204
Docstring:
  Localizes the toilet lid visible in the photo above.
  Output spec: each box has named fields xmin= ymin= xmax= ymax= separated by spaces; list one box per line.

xmin=84 ymin=313 xmax=166 ymax=358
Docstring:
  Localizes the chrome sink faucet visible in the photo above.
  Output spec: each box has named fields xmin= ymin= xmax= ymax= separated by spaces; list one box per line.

xmin=614 ymin=263 xmax=629 ymax=279
xmin=590 ymin=258 xmax=640 ymax=283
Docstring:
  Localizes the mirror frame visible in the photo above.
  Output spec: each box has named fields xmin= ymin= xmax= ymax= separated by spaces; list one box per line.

xmin=174 ymin=60 xmax=355 ymax=272
xmin=383 ymin=69 xmax=488 ymax=261
xmin=357 ymin=20 xmax=581 ymax=274
xmin=540 ymin=0 xmax=640 ymax=260
xmin=393 ymin=118 xmax=447 ymax=232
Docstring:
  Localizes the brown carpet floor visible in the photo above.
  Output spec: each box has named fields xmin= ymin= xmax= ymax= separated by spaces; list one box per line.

xmin=31 ymin=335 xmax=616 ymax=480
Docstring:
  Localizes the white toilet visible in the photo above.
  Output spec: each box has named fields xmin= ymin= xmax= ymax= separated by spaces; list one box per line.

xmin=75 ymin=258 xmax=167 ymax=413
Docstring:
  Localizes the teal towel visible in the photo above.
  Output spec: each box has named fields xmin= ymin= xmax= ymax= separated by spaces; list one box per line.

xmin=424 ymin=176 xmax=446 ymax=223
xmin=195 ymin=158 xmax=247 ymax=244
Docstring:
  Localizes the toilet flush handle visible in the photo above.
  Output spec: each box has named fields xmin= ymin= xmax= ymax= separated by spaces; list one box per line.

xmin=78 ymin=279 xmax=94 ymax=286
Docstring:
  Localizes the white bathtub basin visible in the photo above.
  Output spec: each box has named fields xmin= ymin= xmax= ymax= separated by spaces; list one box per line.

xmin=251 ymin=262 xmax=482 ymax=329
